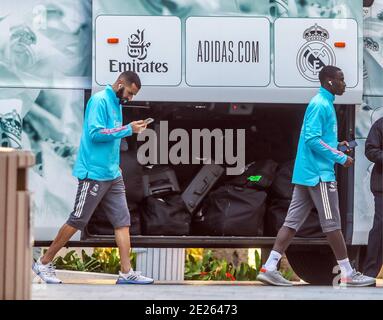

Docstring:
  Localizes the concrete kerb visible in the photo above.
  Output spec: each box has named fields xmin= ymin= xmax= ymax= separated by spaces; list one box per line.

xmin=32 ymin=270 xmax=118 ymax=284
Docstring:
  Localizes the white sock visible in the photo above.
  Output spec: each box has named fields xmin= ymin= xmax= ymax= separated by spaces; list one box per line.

xmin=264 ymin=250 xmax=282 ymax=272
xmin=337 ymin=258 xmax=353 ymax=278
xmin=120 ymin=268 xmax=133 ymax=276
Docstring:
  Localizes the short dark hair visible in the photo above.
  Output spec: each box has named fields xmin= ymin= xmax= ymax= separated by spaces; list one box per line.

xmin=118 ymin=71 xmax=141 ymax=90
xmin=319 ymin=65 xmax=341 ymax=85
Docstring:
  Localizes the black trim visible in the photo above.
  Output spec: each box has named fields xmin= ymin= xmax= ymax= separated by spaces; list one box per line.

xmin=335 ymin=105 xmax=355 ymax=244
xmin=34 ymin=236 xmax=328 ymax=248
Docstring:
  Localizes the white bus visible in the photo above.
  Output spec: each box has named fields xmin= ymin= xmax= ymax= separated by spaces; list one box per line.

xmin=0 ymin=0 xmax=381 ymax=284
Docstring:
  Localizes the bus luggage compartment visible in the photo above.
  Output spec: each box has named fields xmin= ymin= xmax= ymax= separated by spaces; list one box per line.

xmin=83 ymin=102 xmax=354 ymax=248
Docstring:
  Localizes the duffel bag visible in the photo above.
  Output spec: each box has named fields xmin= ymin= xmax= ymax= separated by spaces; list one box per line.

xmin=270 ymin=160 xmax=295 ymax=199
xmin=192 ymin=185 xmax=267 ymax=236
xmin=228 ymin=159 xmax=278 ymax=190
xmin=142 ymin=194 xmax=191 ymax=235
xmin=142 ymin=166 xmax=180 ymax=198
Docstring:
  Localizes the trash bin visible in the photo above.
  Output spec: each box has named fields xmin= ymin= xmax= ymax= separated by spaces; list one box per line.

xmin=0 ymin=148 xmax=35 ymax=300
xmin=134 ymin=248 xmax=185 ymax=281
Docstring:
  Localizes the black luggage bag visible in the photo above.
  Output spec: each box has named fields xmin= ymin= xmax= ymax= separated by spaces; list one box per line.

xmin=142 ymin=166 xmax=180 ymax=197
xmin=192 ymin=185 xmax=267 ymax=236
xmin=270 ymin=160 xmax=295 ymax=199
xmin=182 ymin=164 xmax=224 ymax=214
xmin=142 ymin=194 xmax=191 ymax=235
xmin=228 ymin=160 xmax=278 ymax=190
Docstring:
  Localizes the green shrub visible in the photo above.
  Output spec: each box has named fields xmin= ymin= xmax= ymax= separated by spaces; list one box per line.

xmin=51 ymin=248 xmax=136 ymax=274
xmin=53 ymin=250 xmax=100 ymax=272
xmin=185 ymin=249 xmax=261 ymax=281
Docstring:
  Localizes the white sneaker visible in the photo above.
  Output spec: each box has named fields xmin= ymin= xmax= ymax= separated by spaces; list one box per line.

xmin=256 ymin=268 xmax=294 ymax=286
xmin=32 ymin=258 xmax=62 ymax=284
xmin=340 ymin=269 xmax=376 ymax=287
xmin=116 ymin=269 xmax=154 ymax=284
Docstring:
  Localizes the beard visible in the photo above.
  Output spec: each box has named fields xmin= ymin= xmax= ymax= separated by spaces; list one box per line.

xmin=116 ymin=86 xmax=126 ymax=100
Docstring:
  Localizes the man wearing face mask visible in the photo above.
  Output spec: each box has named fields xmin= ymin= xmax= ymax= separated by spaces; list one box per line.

xmin=32 ymin=71 xmax=154 ymax=285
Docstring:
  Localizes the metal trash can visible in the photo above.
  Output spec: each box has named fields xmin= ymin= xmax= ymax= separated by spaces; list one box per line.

xmin=135 ymin=248 xmax=185 ymax=281
xmin=0 ymin=148 xmax=35 ymax=300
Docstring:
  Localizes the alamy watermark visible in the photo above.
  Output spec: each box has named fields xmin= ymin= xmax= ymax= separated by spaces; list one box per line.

xmin=332 ymin=265 xmax=345 ymax=289
xmin=136 ymin=121 xmax=246 ymax=175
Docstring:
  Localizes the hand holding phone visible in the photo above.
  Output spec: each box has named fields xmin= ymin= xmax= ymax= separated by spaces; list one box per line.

xmin=144 ymin=118 xmax=154 ymax=125
xmin=130 ymin=120 xmax=146 ymax=134
xmin=339 ymin=140 xmax=358 ymax=152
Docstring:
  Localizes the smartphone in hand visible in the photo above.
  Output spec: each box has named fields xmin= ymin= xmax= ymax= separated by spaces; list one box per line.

xmin=144 ymin=118 xmax=154 ymax=125
xmin=137 ymin=118 xmax=154 ymax=134
xmin=339 ymin=140 xmax=358 ymax=152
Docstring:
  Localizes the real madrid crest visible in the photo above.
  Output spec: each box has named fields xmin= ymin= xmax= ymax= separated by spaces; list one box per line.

xmin=296 ymin=24 xmax=336 ymax=82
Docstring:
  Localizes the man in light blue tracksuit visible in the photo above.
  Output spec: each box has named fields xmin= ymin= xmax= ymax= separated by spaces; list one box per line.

xmin=257 ymin=66 xmax=376 ymax=287
xmin=32 ymin=71 xmax=154 ymax=284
